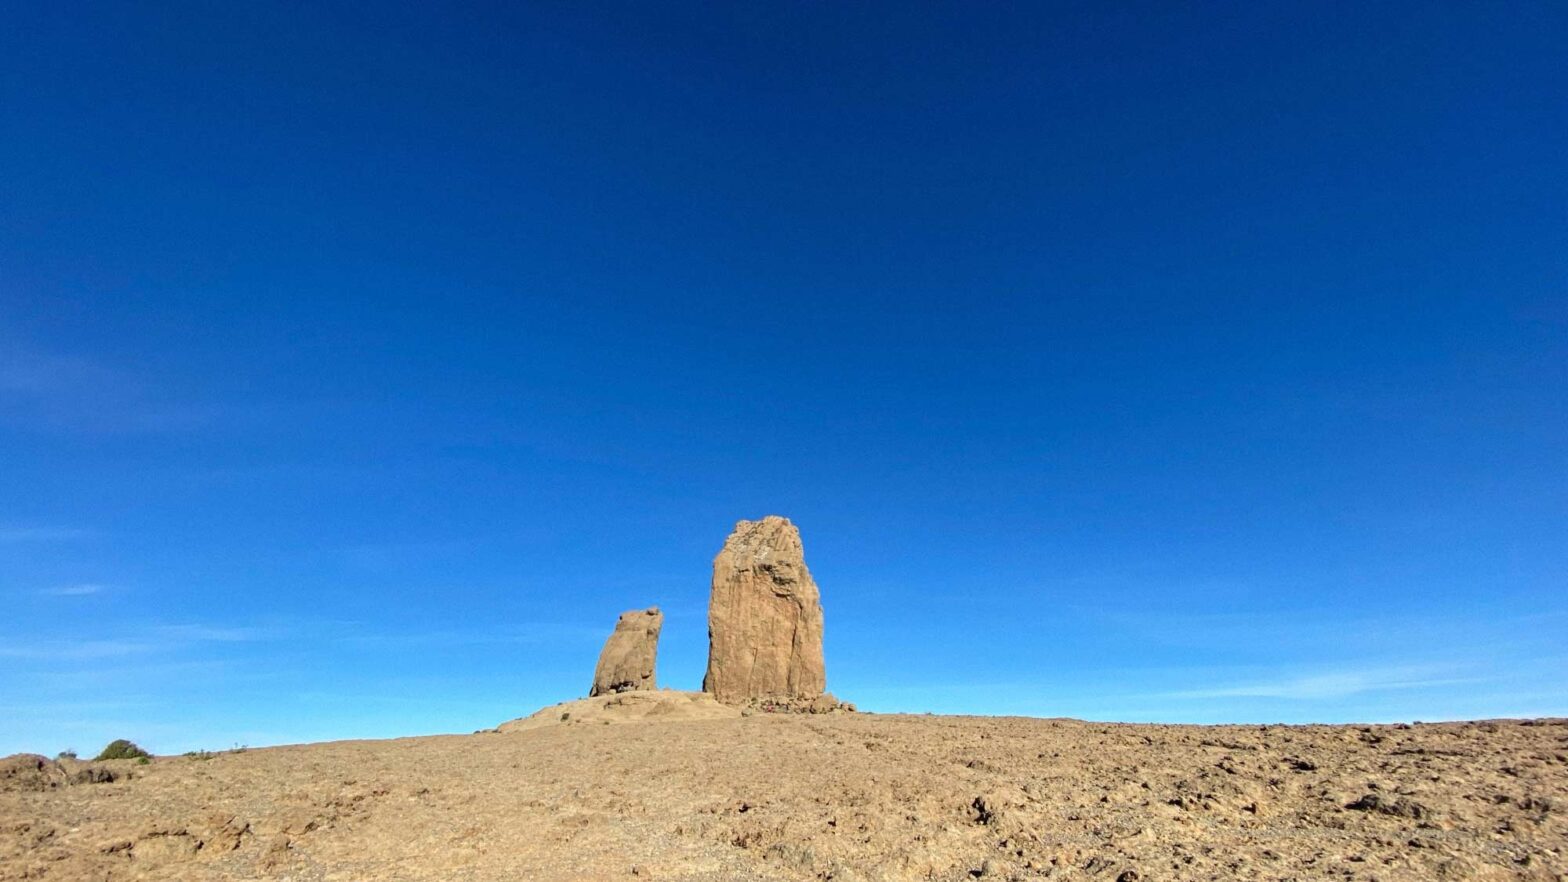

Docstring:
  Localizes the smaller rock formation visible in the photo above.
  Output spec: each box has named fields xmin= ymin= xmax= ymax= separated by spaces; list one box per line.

xmin=589 ymin=607 xmax=663 ymax=697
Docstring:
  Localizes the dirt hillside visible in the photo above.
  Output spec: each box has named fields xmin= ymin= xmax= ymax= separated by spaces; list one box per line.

xmin=2 ymin=701 xmax=1563 ymax=881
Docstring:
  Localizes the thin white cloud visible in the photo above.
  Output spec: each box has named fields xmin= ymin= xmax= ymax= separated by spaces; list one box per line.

xmin=152 ymin=624 xmax=278 ymax=642
xmin=0 ymin=700 xmax=139 ymax=715
xmin=339 ymin=621 xmax=604 ymax=649
xmin=1 ymin=623 xmax=282 ymax=661
xmin=1157 ymin=666 xmax=1483 ymax=701
xmin=38 ymin=583 xmax=106 ymax=597
xmin=20 ymin=658 xmax=253 ymax=693
xmin=0 ymin=347 xmax=109 ymax=394
xmin=1061 ymin=604 xmax=1568 ymax=662
xmin=0 ymin=526 xmax=90 ymax=543
xmin=0 ymin=639 xmax=155 ymax=661
xmin=0 ymin=342 xmax=213 ymax=434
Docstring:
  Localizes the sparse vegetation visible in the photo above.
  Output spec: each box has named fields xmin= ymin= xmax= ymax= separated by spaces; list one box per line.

xmin=93 ymin=739 xmax=151 ymax=761
xmin=56 ymin=750 xmax=77 ymax=761
xmin=178 ymin=746 xmax=246 ymax=760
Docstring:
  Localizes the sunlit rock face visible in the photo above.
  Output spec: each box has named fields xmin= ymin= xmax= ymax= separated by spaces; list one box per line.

xmin=702 ymin=516 xmax=825 ymax=704
xmin=589 ymin=607 xmax=662 ymax=697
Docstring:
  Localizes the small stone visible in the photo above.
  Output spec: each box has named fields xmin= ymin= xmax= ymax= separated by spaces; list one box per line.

xmin=1345 ymin=793 xmax=1429 ymax=819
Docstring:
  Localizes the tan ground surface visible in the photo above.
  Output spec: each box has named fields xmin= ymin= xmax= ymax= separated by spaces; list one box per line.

xmin=3 ymin=695 xmax=1564 ymax=881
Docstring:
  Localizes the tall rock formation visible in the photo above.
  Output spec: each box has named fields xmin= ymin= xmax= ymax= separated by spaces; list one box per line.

xmin=589 ymin=607 xmax=663 ymax=697
xmin=702 ymin=516 xmax=826 ymax=703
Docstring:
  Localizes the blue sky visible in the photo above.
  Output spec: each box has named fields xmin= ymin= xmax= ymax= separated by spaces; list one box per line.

xmin=2 ymin=1 xmax=1565 ymax=755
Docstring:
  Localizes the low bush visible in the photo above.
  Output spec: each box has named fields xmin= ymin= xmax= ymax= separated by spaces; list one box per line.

xmin=94 ymin=739 xmax=152 ymax=761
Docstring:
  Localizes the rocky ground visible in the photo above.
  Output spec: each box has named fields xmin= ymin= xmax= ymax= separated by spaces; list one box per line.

xmin=2 ymin=694 xmax=1564 ymax=881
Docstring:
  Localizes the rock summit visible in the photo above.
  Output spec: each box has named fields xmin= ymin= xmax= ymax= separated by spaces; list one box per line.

xmin=702 ymin=516 xmax=826 ymax=703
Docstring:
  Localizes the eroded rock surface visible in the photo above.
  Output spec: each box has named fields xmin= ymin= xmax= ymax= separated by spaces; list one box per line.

xmin=589 ymin=607 xmax=662 ymax=697
xmin=703 ymin=516 xmax=825 ymax=703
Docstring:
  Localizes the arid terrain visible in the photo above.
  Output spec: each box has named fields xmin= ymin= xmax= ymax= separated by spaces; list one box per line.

xmin=2 ymin=693 xmax=1564 ymax=881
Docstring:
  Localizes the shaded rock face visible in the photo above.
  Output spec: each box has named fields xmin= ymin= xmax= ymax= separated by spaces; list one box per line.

xmin=589 ymin=607 xmax=663 ymax=697
xmin=702 ymin=516 xmax=825 ymax=703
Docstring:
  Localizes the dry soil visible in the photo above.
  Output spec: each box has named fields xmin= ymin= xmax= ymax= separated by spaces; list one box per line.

xmin=3 ymin=693 xmax=1564 ymax=881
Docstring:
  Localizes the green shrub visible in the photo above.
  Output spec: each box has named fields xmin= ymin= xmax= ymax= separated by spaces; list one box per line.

xmin=94 ymin=739 xmax=152 ymax=761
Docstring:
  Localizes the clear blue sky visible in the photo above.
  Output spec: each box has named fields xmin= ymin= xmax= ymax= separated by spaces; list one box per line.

xmin=3 ymin=2 xmax=1564 ymax=755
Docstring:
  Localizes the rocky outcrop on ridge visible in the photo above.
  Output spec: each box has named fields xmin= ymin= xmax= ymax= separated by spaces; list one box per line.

xmin=500 ymin=690 xmax=740 ymax=732
xmin=742 ymin=693 xmax=855 ymax=715
xmin=1 ymin=754 xmax=123 ymax=792
xmin=589 ymin=607 xmax=663 ymax=697
xmin=702 ymin=516 xmax=826 ymax=703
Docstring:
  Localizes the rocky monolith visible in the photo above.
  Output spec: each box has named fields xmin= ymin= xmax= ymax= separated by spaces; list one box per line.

xmin=702 ymin=516 xmax=825 ymax=703
xmin=589 ymin=607 xmax=663 ymax=697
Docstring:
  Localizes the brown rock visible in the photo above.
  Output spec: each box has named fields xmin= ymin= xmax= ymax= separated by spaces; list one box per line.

xmin=0 ymin=754 xmax=65 ymax=792
xmin=702 ymin=516 xmax=826 ymax=703
xmin=1345 ymin=792 xmax=1430 ymax=819
xmin=70 ymin=766 xmax=117 ymax=785
xmin=743 ymin=693 xmax=854 ymax=715
xmin=589 ymin=607 xmax=663 ymax=697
